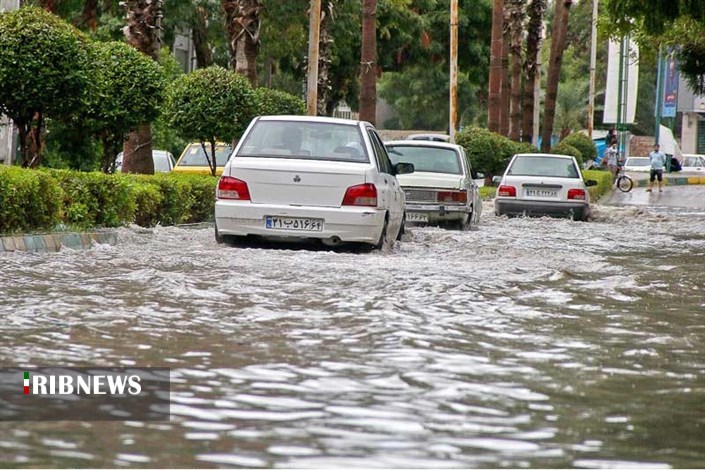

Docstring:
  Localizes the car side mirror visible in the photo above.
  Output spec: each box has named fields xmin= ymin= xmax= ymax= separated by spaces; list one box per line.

xmin=585 ymin=179 xmax=598 ymax=187
xmin=475 ymin=172 xmax=485 ymax=180
xmin=393 ymin=162 xmax=414 ymax=175
xmin=492 ymin=175 xmax=502 ymax=185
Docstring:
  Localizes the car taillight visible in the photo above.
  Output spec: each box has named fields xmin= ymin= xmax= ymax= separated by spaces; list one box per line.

xmin=217 ymin=176 xmax=250 ymax=200
xmin=568 ymin=188 xmax=586 ymax=200
xmin=437 ymin=190 xmax=467 ymax=204
xmin=342 ymin=183 xmax=377 ymax=207
xmin=497 ymin=185 xmax=516 ymax=197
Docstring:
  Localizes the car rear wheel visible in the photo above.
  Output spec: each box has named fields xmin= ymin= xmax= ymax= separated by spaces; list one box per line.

xmin=447 ymin=214 xmax=471 ymax=231
xmin=396 ymin=212 xmax=406 ymax=241
xmin=373 ymin=217 xmax=390 ymax=251
xmin=215 ymin=226 xmax=239 ymax=245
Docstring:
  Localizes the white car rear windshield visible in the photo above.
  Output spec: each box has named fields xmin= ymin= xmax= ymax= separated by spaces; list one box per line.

xmin=387 ymin=146 xmax=462 ymax=175
xmin=508 ymin=156 xmax=579 ymax=178
xmin=683 ymin=156 xmax=704 ymax=167
xmin=178 ymin=144 xmax=232 ymax=167
xmin=237 ymin=121 xmax=369 ymax=163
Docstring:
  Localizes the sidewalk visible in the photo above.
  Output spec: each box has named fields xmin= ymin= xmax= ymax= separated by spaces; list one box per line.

xmin=627 ymin=172 xmax=705 ymax=188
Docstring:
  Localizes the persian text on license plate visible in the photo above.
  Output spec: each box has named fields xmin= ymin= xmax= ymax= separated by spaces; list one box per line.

xmin=525 ymin=188 xmax=558 ymax=198
xmin=265 ymin=216 xmax=324 ymax=231
xmin=406 ymin=212 xmax=429 ymax=222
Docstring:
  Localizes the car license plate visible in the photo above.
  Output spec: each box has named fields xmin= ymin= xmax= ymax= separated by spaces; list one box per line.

xmin=265 ymin=216 xmax=323 ymax=231
xmin=406 ymin=212 xmax=429 ymax=222
xmin=525 ymin=188 xmax=558 ymax=198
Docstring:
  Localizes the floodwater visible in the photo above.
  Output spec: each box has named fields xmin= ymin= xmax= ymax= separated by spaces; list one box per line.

xmin=1 ymin=202 xmax=704 ymax=468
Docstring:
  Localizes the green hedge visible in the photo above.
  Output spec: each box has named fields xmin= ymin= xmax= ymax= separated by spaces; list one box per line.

xmin=561 ymin=133 xmax=597 ymax=163
xmin=583 ymin=169 xmax=612 ymax=200
xmin=0 ymin=167 xmax=218 ymax=235
xmin=456 ymin=126 xmax=539 ymax=178
xmin=551 ymin=142 xmax=583 ymax=166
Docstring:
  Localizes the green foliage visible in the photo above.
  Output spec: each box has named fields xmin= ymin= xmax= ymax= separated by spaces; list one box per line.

xmin=48 ymin=169 xmax=136 ymax=229
xmin=583 ymin=169 xmax=613 ymax=200
xmin=255 ymin=87 xmax=306 ymax=116
xmin=456 ymin=127 xmax=513 ymax=177
xmin=164 ymin=66 xmax=257 ymax=145
xmin=0 ymin=167 xmax=218 ymax=234
xmin=0 ymin=167 xmax=63 ymax=234
xmin=561 ymin=133 xmax=597 ymax=162
xmin=551 ymin=142 xmax=583 ymax=166
xmin=0 ymin=7 xmax=89 ymax=124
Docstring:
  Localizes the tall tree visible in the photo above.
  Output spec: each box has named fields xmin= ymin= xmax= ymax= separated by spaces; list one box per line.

xmin=541 ymin=0 xmax=572 ymax=152
xmin=122 ymin=0 xmax=163 ymax=174
xmin=317 ymin=1 xmax=335 ymax=116
xmin=521 ymin=0 xmax=546 ymax=144
xmin=488 ymin=0 xmax=504 ymax=132
xmin=507 ymin=0 xmax=523 ymax=141
xmin=359 ymin=0 xmax=376 ymax=124
xmin=192 ymin=3 xmax=213 ymax=68
xmin=222 ymin=0 xmax=263 ymax=87
xmin=500 ymin=7 xmax=510 ymax=136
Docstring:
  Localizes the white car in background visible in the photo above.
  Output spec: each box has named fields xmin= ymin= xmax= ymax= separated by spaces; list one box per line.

xmin=115 ymin=150 xmax=175 ymax=173
xmin=681 ymin=154 xmax=705 ymax=172
xmin=214 ymin=116 xmax=413 ymax=250
xmin=623 ymin=156 xmax=651 ymax=172
xmin=385 ymin=140 xmax=482 ymax=230
xmin=494 ymin=153 xmax=597 ymax=221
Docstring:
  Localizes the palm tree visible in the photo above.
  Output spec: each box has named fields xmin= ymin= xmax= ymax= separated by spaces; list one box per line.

xmin=122 ymin=0 xmax=162 ymax=174
xmin=507 ymin=0 xmax=523 ymax=141
xmin=522 ymin=0 xmax=546 ymax=144
xmin=541 ymin=0 xmax=572 ymax=152
xmin=359 ymin=0 xmax=376 ymax=124
xmin=222 ymin=0 xmax=263 ymax=87
xmin=488 ymin=0 xmax=504 ymax=133
xmin=317 ymin=1 xmax=335 ymax=116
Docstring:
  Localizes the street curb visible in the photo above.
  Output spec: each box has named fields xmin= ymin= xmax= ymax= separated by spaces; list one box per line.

xmin=0 ymin=231 xmax=118 ymax=253
xmin=631 ymin=175 xmax=705 ymax=188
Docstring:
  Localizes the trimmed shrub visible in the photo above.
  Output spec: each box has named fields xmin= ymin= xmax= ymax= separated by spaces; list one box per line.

xmin=0 ymin=167 xmax=63 ymax=234
xmin=255 ymin=87 xmax=306 ymax=116
xmin=456 ymin=127 xmax=504 ymax=177
xmin=561 ymin=133 xmax=597 ymax=163
xmin=583 ymin=169 xmax=612 ymax=200
xmin=551 ymin=142 xmax=583 ymax=166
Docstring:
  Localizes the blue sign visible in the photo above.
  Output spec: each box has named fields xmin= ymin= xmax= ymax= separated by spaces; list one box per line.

xmin=662 ymin=50 xmax=679 ymax=118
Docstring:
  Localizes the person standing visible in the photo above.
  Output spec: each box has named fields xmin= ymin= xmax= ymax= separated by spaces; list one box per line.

xmin=603 ymin=140 xmax=620 ymax=185
xmin=647 ymin=143 xmax=667 ymax=192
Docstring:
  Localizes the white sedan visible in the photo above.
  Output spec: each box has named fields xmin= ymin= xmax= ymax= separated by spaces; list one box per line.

xmin=494 ymin=153 xmax=597 ymax=221
xmin=681 ymin=154 xmax=705 ymax=172
xmin=623 ymin=157 xmax=651 ymax=172
xmin=385 ymin=140 xmax=482 ymax=230
xmin=214 ymin=116 xmax=412 ymax=249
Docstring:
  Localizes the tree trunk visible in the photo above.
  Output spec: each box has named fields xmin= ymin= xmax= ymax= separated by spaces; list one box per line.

xmin=25 ymin=112 xmax=44 ymax=168
xmin=38 ymin=0 xmax=59 ymax=13
xmin=488 ymin=0 xmax=504 ymax=133
xmin=122 ymin=0 xmax=162 ymax=174
xmin=500 ymin=10 xmax=510 ymax=137
xmin=222 ymin=0 xmax=263 ymax=87
xmin=317 ymin=1 xmax=335 ymax=116
xmin=81 ymin=0 xmax=99 ymax=31
xmin=522 ymin=0 xmax=546 ymax=144
xmin=541 ymin=0 xmax=572 ymax=153
xmin=123 ymin=123 xmax=154 ymax=174
xmin=359 ymin=0 xmax=377 ymax=124
xmin=192 ymin=5 xmax=213 ymax=69
xmin=508 ymin=0 xmax=523 ymax=141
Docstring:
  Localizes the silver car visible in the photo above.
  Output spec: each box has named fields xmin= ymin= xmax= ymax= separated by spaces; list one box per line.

xmin=385 ymin=140 xmax=483 ymax=230
xmin=115 ymin=150 xmax=176 ymax=173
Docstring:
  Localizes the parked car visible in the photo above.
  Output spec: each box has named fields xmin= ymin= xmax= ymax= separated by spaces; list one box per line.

xmin=405 ymin=133 xmax=450 ymax=142
xmin=173 ymin=142 xmax=233 ymax=176
xmin=493 ymin=153 xmax=597 ymax=221
xmin=385 ymin=140 xmax=482 ymax=230
xmin=115 ymin=150 xmax=175 ymax=173
xmin=623 ymin=156 xmax=651 ymax=172
xmin=214 ymin=116 xmax=413 ymax=249
xmin=681 ymin=154 xmax=705 ymax=172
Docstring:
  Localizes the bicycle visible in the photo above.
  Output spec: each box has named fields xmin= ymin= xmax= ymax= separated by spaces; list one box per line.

xmin=614 ymin=164 xmax=633 ymax=192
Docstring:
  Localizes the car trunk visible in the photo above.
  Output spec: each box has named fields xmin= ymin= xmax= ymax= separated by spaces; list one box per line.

xmin=503 ymin=175 xmax=577 ymax=201
xmin=229 ymin=157 xmax=370 ymax=208
xmin=396 ymin=172 xmax=463 ymax=203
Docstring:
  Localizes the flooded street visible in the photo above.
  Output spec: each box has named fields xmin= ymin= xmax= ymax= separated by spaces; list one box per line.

xmin=1 ymin=202 xmax=704 ymax=468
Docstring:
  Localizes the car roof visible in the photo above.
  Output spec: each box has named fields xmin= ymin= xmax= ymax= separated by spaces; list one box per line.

xmin=384 ymin=140 xmax=462 ymax=151
xmin=405 ymin=133 xmax=450 ymax=141
xmin=514 ymin=153 xmax=574 ymax=159
xmin=626 ymin=156 xmax=649 ymax=160
xmin=257 ymin=115 xmax=370 ymax=126
xmin=682 ymin=154 xmax=704 ymax=158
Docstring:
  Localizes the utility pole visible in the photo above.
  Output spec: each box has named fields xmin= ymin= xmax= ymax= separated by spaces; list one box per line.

xmin=449 ymin=0 xmax=458 ymax=143
xmin=654 ymin=47 xmax=664 ymax=145
xmin=488 ymin=0 xmax=504 ymax=133
xmin=306 ymin=0 xmax=322 ymax=116
xmin=587 ymin=0 xmax=598 ymax=138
